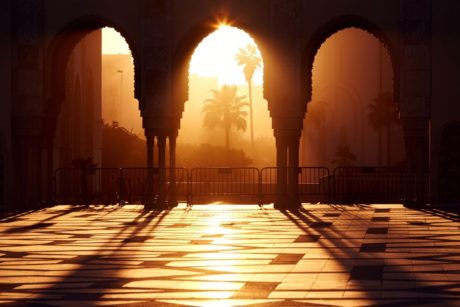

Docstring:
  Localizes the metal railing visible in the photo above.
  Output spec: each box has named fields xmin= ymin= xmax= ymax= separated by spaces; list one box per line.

xmin=189 ymin=167 xmax=260 ymax=205
xmin=332 ymin=167 xmax=417 ymax=204
xmin=54 ymin=168 xmax=121 ymax=204
xmin=53 ymin=166 xmax=424 ymax=205
xmin=260 ymin=167 xmax=277 ymax=204
xmin=120 ymin=167 xmax=189 ymax=204
xmin=260 ymin=167 xmax=331 ymax=204
xmin=299 ymin=167 xmax=331 ymax=203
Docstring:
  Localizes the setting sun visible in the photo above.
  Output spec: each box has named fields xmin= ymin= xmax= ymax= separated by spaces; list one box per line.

xmin=189 ymin=25 xmax=263 ymax=86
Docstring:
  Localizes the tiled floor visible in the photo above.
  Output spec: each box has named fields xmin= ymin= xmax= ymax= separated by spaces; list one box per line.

xmin=0 ymin=203 xmax=460 ymax=306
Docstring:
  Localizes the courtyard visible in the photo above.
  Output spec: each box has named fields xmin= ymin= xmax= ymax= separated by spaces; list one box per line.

xmin=0 ymin=203 xmax=459 ymax=306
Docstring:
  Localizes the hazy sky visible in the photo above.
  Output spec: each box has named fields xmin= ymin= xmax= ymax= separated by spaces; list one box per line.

xmin=102 ymin=27 xmax=131 ymax=54
xmin=102 ymin=26 xmax=263 ymax=85
xmin=189 ymin=25 xmax=263 ymax=86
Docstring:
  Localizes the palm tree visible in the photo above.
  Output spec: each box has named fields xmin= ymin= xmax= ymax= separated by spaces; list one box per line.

xmin=332 ymin=144 xmax=357 ymax=167
xmin=367 ymin=91 xmax=399 ymax=166
xmin=202 ymin=85 xmax=248 ymax=149
xmin=235 ymin=44 xmax=262 ymax=150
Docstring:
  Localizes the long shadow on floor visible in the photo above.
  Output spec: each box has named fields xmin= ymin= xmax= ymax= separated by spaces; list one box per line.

xmin=2 ymin=206 xmax=172 ymax=305
xmin=281 ymin=205 xmax=460 ymax=305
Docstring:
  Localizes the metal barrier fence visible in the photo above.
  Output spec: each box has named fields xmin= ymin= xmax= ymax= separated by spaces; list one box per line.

xmin=54 ymin=167 xmax=189 ymax=204
xmin=260 ymin=167 xmax=331 ymax=204
xmin=54 ymin=166 xmax=423 ymax=205
xmin=54 ymin=168 xmax=121 ymax=204
xmin=120 ymin=168 xmax=189 ymax=203
xmin=332 ymin=167 xmax=417 ymax=203
xmin=299 ymin=167 xmax=331 ymax=203
xmin=260 ymin=167 xmax=276 ymax=204
xmin=189 ymin=168 xmax=260 ymax=205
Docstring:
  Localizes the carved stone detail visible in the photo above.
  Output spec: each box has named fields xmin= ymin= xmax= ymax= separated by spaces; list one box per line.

xmin=144 ymin=0 xmax=166 ymax=18
xmin=399 ymin=0 xmax=431 ymax=118
xmin=403 ymin=45 xmax=429 ymax=70
xmin=16 ymin=70 xmax=42 ymax=97
xmin=271 ymin=0 xmax=299 ymax=47
xmin=141 ymin=0 xmax=171 ymax=113
xmin=14 ymin=0 xmax=43 ymax=45
xmin=403 ymin=0 xmax=431 ymax=20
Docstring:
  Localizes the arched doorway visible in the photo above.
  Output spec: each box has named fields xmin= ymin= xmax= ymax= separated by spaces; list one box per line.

xmin=176 ymin=24 xmax=274 ymax=204
xmin=302 ymin=21 xmax=410 ymax=204
xmin=45 ymin=19 xmax=140 ymax=203
xmin=178 ymin=25 xmax=273 ymax=168
xmin=303 ymin=27 xmax=405 ymax=169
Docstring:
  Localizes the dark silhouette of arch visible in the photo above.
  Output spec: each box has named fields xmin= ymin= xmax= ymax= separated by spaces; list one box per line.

xmin=302 ymin=15 xmax=399 ymax=112
xmin=43 ymin=15 xmax=139 ymax=201
xmin=44 ymin=15 xmax=139 ymax=136
xmin=301 ymin=15 xmax=405 ymax=169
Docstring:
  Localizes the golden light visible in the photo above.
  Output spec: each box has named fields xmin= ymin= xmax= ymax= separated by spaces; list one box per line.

xmin=189 ymin=25 xmax=263 ymax=86
xmin=101 ymin=27 xmax=130 ymax=54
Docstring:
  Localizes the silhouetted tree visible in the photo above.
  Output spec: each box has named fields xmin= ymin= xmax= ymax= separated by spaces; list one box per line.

xmin=235 ymin=44 xmax=262 ymax=150
xmin=176 ymin=143 xmax=252 ymax=167
xmin=332 ymin=144 xmax=357 ymax=167
xmin=202 ymin=85 xmax=248 ymax=149
xmin=102 ymin=122 xmax=146 ymax=167
xmin=367 ymin=91 xmax=399 ymax=166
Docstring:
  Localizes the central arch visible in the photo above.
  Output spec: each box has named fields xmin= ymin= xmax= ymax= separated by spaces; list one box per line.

xmin=302 ymin=15 xmax=399 ymax=106
xmin=174 ymin=20 xmax=274 ymax=204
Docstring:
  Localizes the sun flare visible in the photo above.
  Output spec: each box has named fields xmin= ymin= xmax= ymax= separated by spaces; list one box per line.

xmin=189 ymin=25 xmax=263 ymax=86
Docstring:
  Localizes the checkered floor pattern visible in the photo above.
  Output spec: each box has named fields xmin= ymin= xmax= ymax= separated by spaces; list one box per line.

xmin=0 ymin=203 xmax=459 ymax=306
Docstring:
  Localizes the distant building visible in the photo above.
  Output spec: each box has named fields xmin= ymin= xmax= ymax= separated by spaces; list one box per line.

xmin=101 ymin=54 xmax=142 ymax=137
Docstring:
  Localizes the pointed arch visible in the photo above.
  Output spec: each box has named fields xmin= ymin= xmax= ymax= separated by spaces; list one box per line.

xmin=302 ymin=15 xmax=399 ymax=110
xmin=44 ymin=15 xmax=140 ymax=137
xmin=172 ymin=17 xmax=267 ymax=124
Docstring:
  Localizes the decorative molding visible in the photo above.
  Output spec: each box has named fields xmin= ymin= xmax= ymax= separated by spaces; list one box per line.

xmin=13 ymin=0 xmax=44 ymax=121
xmin=14 ymin=0 xmax=43 ymax=45
xmin=399 ymin=0 xmax=431 ymax=118
xmin=271 ymin=0 xmax=300 ymax=48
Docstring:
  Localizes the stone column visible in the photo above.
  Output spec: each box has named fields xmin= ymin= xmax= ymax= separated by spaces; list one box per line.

xmin=399 ymin=0 xmax=431 ymax=205
xmin=275 ymin=135 xmax=288 ymax=209
xmin=145 ymin=132 xmax=155 ymax=209
xmin=168 ymin=133 xmax=178 ymax=207
xmin=287 ymin=135 xmax=300 ymax=206
xmin=158 ymin=134 xmax=167 ymax=208
xmin=13 ymin=134 xmax=43 ymax=207
xmin=401 ymin=117 xmax=429 ymax=205
xmin=273 ymin=117 xmax=303 ymax=210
